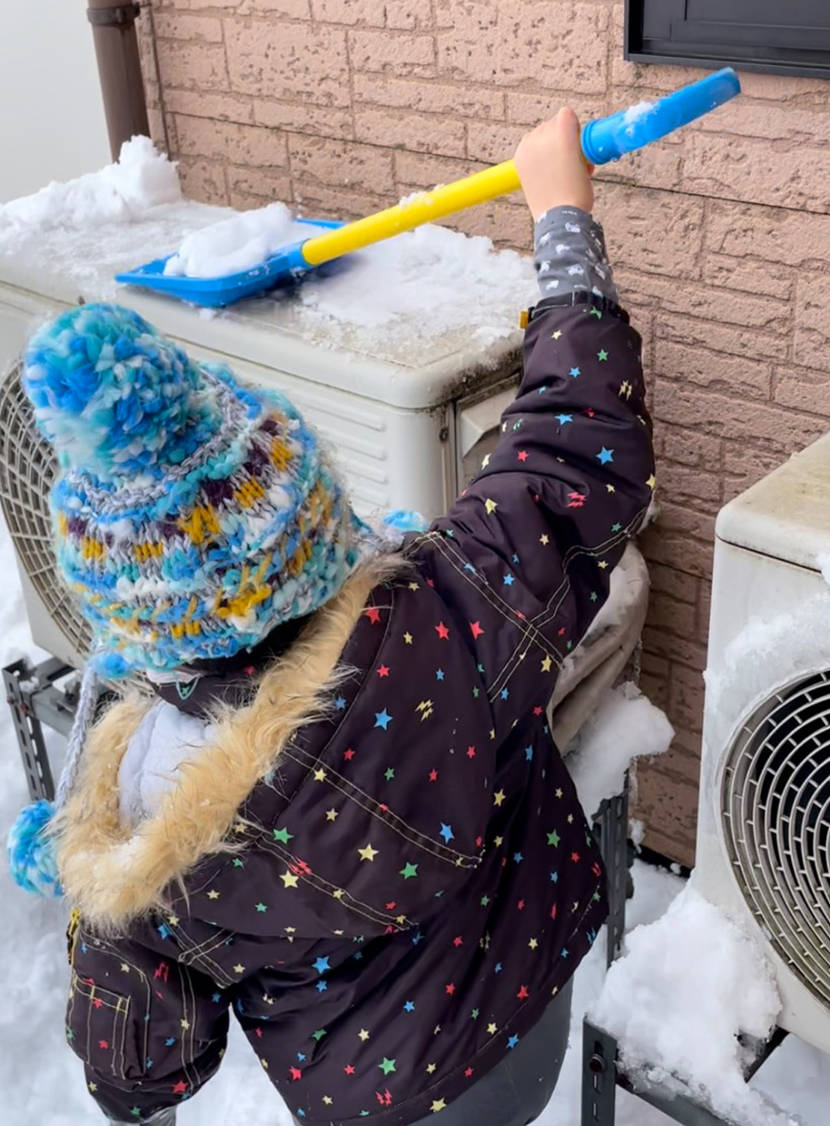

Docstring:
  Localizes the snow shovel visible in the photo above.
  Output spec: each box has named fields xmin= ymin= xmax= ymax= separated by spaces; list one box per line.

xmin=116 ymin=67 xmax=740 ymax=309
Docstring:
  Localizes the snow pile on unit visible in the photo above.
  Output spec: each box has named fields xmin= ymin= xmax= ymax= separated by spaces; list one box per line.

xmin=592 ymin=886 xmax=800 ymax=1126
xmin=566 ymin=683 xmax=673 ymax=818
xmin=703 ymin=592 xmax=830 ymax=760
xmin=294 ymin=223 xmax=534 ymax=335
xmin=0 ymin=138 xmax=536 ymax=359
xmin=163 ymin=203 xmax=302 ymax=278
xmin=0 ymin=137 xmax=180 ymax=233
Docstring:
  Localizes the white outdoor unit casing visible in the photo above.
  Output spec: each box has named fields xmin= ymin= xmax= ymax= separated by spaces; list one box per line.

xmin=696 ymin=432 xmax=830 ymax=1055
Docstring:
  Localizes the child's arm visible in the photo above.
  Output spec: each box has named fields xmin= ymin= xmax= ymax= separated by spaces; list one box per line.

xmin=416 ymin=109 xmax=655 ymax=722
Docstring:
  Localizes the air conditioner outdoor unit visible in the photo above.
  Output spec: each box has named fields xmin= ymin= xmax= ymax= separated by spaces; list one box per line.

xmin=696 ymin=432 xmax=830 ymax=1055
xmin=0 ymin=208 xmax=650 ymax=754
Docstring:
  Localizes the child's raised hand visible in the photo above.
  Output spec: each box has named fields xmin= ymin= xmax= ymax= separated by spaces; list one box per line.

xmin=515 ymin=108 xmax=594 ymax=221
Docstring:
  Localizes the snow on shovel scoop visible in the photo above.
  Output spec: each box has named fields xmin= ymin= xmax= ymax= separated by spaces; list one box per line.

xmin=117 ymin=68 xmax=741 ymax=309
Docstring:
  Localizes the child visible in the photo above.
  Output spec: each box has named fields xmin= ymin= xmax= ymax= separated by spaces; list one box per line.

xmin=22 ymin=109 xmax=654 ymax=1126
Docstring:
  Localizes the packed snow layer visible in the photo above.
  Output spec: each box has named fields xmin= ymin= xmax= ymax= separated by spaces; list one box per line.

xmin=566 ymin=683 xmax=674 ymax=819
xmin=164 ymin=203 xmax=304 ymax=279
xmin=0 ymin=139 xmax=536 ymax=367
xmin=592 ymin=885 xmax=802 ymax=1126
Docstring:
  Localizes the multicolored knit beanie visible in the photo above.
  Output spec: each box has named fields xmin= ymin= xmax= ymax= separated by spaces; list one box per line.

xmin=23 ymin=302 xmax=372 ymax=679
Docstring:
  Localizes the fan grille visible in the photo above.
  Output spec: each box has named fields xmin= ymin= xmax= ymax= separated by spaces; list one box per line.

xmin=0 ymin=361 xmax=91 ymax=662
xmin=721 ymin=669 xmax=830 ymax=1012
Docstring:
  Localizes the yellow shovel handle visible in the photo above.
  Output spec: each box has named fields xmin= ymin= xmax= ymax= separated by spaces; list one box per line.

xmin=301 ymin=160 xmax=522 ymax=268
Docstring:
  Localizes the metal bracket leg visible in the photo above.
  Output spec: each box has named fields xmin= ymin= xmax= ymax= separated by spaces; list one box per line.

xmin=4 ymin=659 xmax=56 ymax=802
xmin=582 ymin=1020 xmax=618 ymax=1126
xmin=598 ymin=775 xmax=630 ymax=968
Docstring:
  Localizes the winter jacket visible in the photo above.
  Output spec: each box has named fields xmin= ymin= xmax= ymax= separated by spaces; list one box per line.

xmin=60 ymin=284 xmax=654 ymax=1126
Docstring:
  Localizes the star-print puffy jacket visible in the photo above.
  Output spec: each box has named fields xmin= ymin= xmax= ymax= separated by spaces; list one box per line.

xmin=60 ymin=287 xmax=655 ymax=1126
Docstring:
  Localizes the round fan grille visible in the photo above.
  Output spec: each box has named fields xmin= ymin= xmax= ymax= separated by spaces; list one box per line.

xmin=721 ymin=669 xmax=830 ymax=1011
xmin=0 ymin=361 xmax=91 ymax=661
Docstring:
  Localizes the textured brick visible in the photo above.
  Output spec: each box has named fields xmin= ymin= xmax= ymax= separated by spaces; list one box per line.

xmin=600 ymin=185 xmax=704 ymax=278
xmin=354 ymin=74 xmax=504 ymax=120
xmin=640 ymin=505 xmax=715 ymax=580
xmin=654 ymin=340 xmax=772 ymax=401
xmin=175 ymin=116 xmax=289 ymax=168
xmin=655 ymin=313 xmax=790 ymax=366
xmin=682 ymin=131 xmax=830 ymax=214
xmin=153 ymin=12 xmax=223 ymax=41
xmin=165 ymin=89 xmax=254 ymax=124
xmin=354 ymin=108 xmax=467 ymax=158
xmin=616 ymin=269 xmax=782 ymax=331
xmin=227 ymin=166 xmax=293 ymax=203
xmin=696 ymin=580 xmax=712 ymax=646
xmin=693 ymin=99 xmax=830 ymax=144
xmin=385 ymin=0 xmax=433 ymax=29
xmin=467 ymin=122 xmax=526 ymax=165
xmin=658 ymin=461 xmax=722 ymax=510
xmin=438 ymin=1 xmax=608 ymax=95
xmin=648 ymin=561 xmax=699 ymax=606
xmin=441 ymin=202 xmax=532 ymax=250
xmin=654 ymin=383 xmax=827 ymax=454
xmin=177 ymin=157 xmax=229 ymax=205
xmin=775 ymin=364 xmax=830 ymax=417
xmin=311 ymin=0 xmax=384 ymax=25
xmin=254 ymin=101 xmax=352 ymax=140
xmin=794 ymin=276 xmax=830 ymax=371
xmin=237 ymin=0 xmax=310 ymax=12
xmin=647 ymin=588 xmax=698 ymax=641
xmin=670 ymin=664 xmax=705 ymax=735
xmin=642 ymin=625 xmax=707 ymax=673
xmin=633 ymin=766 xmax=699 ymax=867
xmin=700 ymin=253 xmax=796 ymax=301
xmin=226 ymin=21 xmax=349 ymax=106
xmin=293 ymin=182 xmax=391 ymax=221
xmin=651 ymin=423 xmax=721 ymax=474
xmin=349 ymin=29 xmax=436 ymax=77
xmin=289 ymin=135 xmax=395 ymax=192
xmin=506 ymin=92 xmax=607 ymax=126
xmin=705 ymin=201 xmax=830 ymax=270
xmin=395 ymin=151 xmax=480 ymax=191
xmin=156 ymin=39 xmax=229 ymax=91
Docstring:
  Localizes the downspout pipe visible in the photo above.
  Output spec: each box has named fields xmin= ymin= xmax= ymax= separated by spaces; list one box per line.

xmin=86 ymin=0 xmax=150 ymax=159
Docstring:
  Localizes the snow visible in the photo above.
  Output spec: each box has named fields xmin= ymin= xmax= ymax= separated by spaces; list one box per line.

xmin=623 ymin=100 xmax=655 ymax=126
xmin=164 ymin=203 xmax=319 ymax=279
xmin=0 ymin=138 xmax=536 ymax=370
xmin=592 ymin=885 xmax=798 ymax=1126
xmin=566 ymin=683 xmax=674 ymax=819
xmin=0 ymin=137 xmax=180 ymax=232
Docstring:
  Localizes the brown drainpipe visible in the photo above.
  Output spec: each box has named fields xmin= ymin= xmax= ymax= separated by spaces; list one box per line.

xmin=87 ymin=0 xmax=150 ymax=159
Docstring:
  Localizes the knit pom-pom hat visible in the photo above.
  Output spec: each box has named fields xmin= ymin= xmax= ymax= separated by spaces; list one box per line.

xmin=23 ymin=303 xmax=373 ymax=678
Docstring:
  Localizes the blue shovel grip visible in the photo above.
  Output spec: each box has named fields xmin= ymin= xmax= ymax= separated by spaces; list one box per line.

xmin=581 ymin=67 xmax=741 ymax=166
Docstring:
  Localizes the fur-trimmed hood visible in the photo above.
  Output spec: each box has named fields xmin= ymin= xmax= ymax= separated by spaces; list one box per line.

xmin=56 ymin=561 xmax=389 ymax=932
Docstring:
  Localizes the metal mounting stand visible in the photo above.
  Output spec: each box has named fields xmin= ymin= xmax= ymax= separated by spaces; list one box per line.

xmin=596 ymin=781 xmax=630 ymax=967
xmin=4 ymin=657 xmax=78 ymax=802
xmin=582 ymin=1009 xmax=789 ymax=1124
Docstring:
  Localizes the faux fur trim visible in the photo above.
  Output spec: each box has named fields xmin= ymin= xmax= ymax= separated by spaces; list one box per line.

xmin=56 ymin=560 xmax=394 ymax=932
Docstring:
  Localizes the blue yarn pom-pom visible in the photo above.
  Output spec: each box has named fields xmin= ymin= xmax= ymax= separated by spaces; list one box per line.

xmin=7 ymin=800 xmax=63 ymax=897
xmin=383 ymin=510 xmax=429 ymax=533
xmin=23 ymin=303 xmax=221 ymax=481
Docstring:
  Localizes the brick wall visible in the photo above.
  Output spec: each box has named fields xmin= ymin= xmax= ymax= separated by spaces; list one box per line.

xmin=138 ymin=1 xmax=830 ymax=867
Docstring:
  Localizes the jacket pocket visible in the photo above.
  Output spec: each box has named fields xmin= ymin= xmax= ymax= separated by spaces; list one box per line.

xmin=66 ymin=969 xmax=145 ymax=1081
